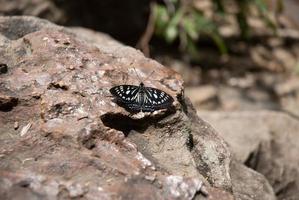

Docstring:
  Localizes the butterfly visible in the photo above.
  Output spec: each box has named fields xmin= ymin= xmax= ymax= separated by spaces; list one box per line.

xmin=110 ymin=82 xmax=174 ymax=113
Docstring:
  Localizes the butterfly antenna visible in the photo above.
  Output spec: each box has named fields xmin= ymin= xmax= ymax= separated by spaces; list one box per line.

xmin=133 ymin=67 xmax=143 ymax=83
xmin=132 ymin=67 xmax=155 ymax=83
xmin=144 ymin=70 xmax=155 ymax=82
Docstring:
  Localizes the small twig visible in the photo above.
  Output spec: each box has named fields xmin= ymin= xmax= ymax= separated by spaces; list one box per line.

xmin=136 ymin=2 xmax=156 ymax=57
xmin=163 ymin=0 xmax=176 ymax=14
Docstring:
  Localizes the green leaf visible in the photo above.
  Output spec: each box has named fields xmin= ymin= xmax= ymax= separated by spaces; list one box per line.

xmin=236 ymin=0 xmax=250 ymax=39
xmin=165 ymin=25 xmax=178 ymax=43
xmin=153 ymin=4 xmax=169 ymax=35
xmin=275 ymin=0 xmax=284 ymax=14
xmin=168 ymin=7 xmax=184 ymax=27
xmin=151 ymin=0 xmax=278 ymax=61
xmin=182 ymin=17 xmax=198 ymax=40
xmin=236 ymin=12 xmax=250 ymax=39
xmin=185 ymin=34 xmax=201 ymax=61
xmin=169 ymin=0 xmax=178 ymax=4
xmin=191 ymin=8 xmax=227 ymax=54
xmin=192 ymin=10 xmax=215 ymax=32
xmin=254 ymin=0 xmax=268 ymax=14
xmin=254 ymin=0 xmax=277 ymax=33
xmin=210 ymin=33 xmax=227 ymax=55
xmin=164 ymin=7 xmax=184 ymax=43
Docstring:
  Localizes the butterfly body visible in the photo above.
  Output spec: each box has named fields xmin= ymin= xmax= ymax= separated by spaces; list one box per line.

xmin=110 ymin=83 xmax=174 ymax=113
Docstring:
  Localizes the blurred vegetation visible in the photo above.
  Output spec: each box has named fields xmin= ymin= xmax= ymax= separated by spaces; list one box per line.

xmin=152 ymin=0 xmax=283 ymax=60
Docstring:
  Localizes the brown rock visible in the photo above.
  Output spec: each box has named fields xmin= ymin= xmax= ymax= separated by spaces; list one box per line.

xmin=185 ymin=86 xmax=219 ymax=110
xmin=0 ymin=0 xmax=65 ymax=23
xmin=274 ymin=76 xmax=299 ymax=116
xmin=0 ymin=0 xmax=150 ymax=45
xmin=231 ymin=161 xmax=276 ymax=200
xmin=200 ymin=111 xmax=299 ymax=200
xmin=198 ymin=187 xmax=234 ymax=200
xmin=0 ymin=16 xmax=271 ymax=200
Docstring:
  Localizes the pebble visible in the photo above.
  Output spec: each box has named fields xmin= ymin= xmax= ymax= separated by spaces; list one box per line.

xmin=14 ymin=121 xmax=19 ymax=130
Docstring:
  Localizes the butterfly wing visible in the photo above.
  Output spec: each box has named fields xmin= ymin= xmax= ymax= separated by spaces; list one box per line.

xmin=110 ymin=84 xmax=174 ymax=112
xmin=143 ymin=87 xmax=174 ymax=111
xmin=110 ymin=85 xmax=140 ymax=104
xmin=110 ymin=85 xmax=143 ymax=112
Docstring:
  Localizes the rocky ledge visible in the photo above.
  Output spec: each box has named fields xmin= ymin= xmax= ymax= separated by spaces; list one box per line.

xmin=0 ymin=16 xmax=275 ymax=200
xmin=201 ymin=111 xmax=299 ymax=200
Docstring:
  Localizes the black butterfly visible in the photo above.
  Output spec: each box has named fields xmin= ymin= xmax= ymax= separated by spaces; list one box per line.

xmin=110 ymin=82 xmax=174 ymax=112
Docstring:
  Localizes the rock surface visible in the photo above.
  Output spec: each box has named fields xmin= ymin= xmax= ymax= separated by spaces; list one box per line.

xmin=230 ymin=161 xmax=276 ymax=200
xmin=0 ymin=16 xmax=274 ymax=200
xmin=0 ymin=0 xmax=149 ymax=44
xmin=200 ymin=111 xmax=299 ymax=200
xmin=0 ymin=0 xmax=65 ymax=24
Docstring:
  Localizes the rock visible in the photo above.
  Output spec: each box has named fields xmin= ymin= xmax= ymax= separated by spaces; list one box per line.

xmin=160 ymin=58 xmax=202 ymax=86
xmin=0 ymin=15 xmax=280 ymax=200
xmin=274 ymin=76 xmax=299 ymax=116
xmin=185 ymin=86 xmax=219 ymax=110
xmin=128 ymin=97 xmax=232 ymax=191
xmin=199 ymin=112 xmax=271 ymax=162
xmin=217 ymin=86 xmax=279 ymax=111
xmin=198 ymin=187 xmax=234 ymax=200
xmin=0 ymin=16 xmax=236 ymax=199
xmin=0 ymin=0 xmax=149 ymax=44
xmin=230 ymin=161 xmax=276 ymax=200
xmin=200 ymin=111 xmax=299 ymax=200
xmin=0 ymin=0 xmax=65 ymax=24
xmin=284 ymin=0 xmax=299 ymax=27
xmin=163 ymin=175 xmax=204 ymax=199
